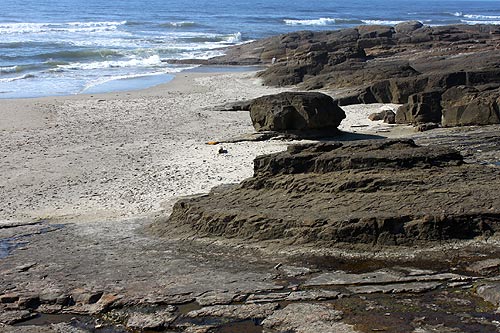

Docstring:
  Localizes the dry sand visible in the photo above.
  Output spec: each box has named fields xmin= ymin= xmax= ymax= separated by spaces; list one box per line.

xmin=0 ymin=70 xmax=408 ymax=224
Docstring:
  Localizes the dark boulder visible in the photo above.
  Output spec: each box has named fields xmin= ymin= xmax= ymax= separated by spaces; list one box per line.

xmin=415 ymin=122 xmax=440 ymax=132
xmin=357 ymin=25 xmax=394 ymax=39
xmin=249 ymin=92 xmax=346 ymax=132
xmin=368 ymin=110 xmax=396 ymax=124
xmin=383 ymin=110 xmax=396 ymax=124
xmin=368 ymin=112 xmax=385 ymax=121
xmin=215 ymin=100 xmax=252 ymax=111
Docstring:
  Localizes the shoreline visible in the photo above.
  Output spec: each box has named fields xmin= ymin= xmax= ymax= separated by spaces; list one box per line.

xmin=0 ymin=65 xmax=266 ymax=101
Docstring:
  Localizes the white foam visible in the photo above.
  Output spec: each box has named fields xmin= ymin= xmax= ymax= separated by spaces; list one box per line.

xmin=59 ymin=55 xmax=162 ymax=70
xmin=362 ymin=20 xmax=405 ymax=25
xmin=0 ymin=73 xmax=35 ymax=82
xmin=223 ymin=32 xmax=242 ymax=43
xmin=463 ymin=14 xmax=500 ymax=20
xmin=80 ymin=66 xmax=198 ymax=92
xmin=67 ymin=38 xmax=144 ymax=48
xmin=175 ymin=49 xmax=226 ymax=60
xmin=0 ymin=21 xmax=127 ymax=35
xmin=0 ymin=65 xmax=18 ymax=73
xmin=161 ymin=21 xmax=197 ymax=27
xmin=284 ymin=18 xmax=337 ymax=26
xmin=461 ymin=19 xmax=500 ymax=25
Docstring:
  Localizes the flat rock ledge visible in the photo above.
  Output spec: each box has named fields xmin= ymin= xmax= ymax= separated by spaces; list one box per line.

xmin=161 ymin=139 xmax=500 ymax=247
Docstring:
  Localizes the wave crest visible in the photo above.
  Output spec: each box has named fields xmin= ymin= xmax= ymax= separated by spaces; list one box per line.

xmin=224 ymin=32 xmax=242 ymax=43
xmin=58 ymin=54 xmax=162 ymax=70
xmin=284 ymin=18 xmax=338 ymax=26
xmin=361 ymin=19 xmax=406 ymax=25
xmin=461 ymin=19 xmax=500 ymax=25
xmin=0 ymin=21 xmax=127 ymax=35
xmin=0 ymin=74 xmax=35 ymax=82
xmin=464 ymin=14 xmax=500 ymax=20
xmin=37 ymin=49 xmax=121 ymax=61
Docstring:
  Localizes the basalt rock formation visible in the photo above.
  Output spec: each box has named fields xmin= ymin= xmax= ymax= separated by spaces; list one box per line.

xmin=249 ymin=91 xmax=346 ymax=132
xmin=201 ymin=23 xmax=500 ymax=126
xmin=165 ymin=139 xmax=500 ymax=247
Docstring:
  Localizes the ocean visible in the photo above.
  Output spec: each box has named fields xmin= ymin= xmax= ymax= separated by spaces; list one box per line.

xmin=1 ymin=0 xmax=499 ymax=99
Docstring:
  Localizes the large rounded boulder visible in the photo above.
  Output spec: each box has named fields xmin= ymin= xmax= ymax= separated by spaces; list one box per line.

xmin=249 ymin=92 xmax=346 ymax=132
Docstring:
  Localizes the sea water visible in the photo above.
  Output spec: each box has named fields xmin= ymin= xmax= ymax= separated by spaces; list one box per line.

xmin=1 ymin=0 xmax=499 ymax=98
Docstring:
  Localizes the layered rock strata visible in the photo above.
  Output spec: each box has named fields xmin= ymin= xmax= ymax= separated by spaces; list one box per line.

xmin=166 ymin=139 xmax=500 ymax=246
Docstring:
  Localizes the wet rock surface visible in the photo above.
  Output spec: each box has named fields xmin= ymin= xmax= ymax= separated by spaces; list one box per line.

xmin=2 ymin=211 xmax=500 ymax=332
xmin=261 ymin=303 xmax=355 ymax=333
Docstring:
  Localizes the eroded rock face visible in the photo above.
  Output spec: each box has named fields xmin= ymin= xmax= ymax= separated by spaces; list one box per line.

xmin=441 ymin=86 xmax=500 ymax=127
xmin=249 ymin=92 xmax=346 ymax=132
xmin=164 ymin=139 xmax=500 ymax=246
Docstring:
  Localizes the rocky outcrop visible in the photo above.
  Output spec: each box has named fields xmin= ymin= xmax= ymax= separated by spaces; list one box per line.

xmin=249 ymin=92 xmax=346 ymax=132
xmin=197 ymin=23 xmax=500 ymax=127
xmin=205 ymin=24 xmax=500 ymax=89
xmin=165 ymin=139 xmax=500 ymax=247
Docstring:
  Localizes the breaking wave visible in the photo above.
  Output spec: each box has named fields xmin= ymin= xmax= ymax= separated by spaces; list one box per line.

xmin=461 ymin=19 xmax=500 ymax=25
xmin=58 ymin=54 xmax=163 ymax=70
xmin=0 ymin=21 xmax=127 ymax=35
xmin=463 ymin=14 xmax=500 ymax=20
xmin=361 ymin=19 xmax=406 ymax=25
xmin=36 ymin=49 xmax=121 ymax=60
xmin=0 ymin=64 xmax=45 ymax=74
xmin=284 ymin=17 xmax=407 ymax=26
xmin=284 ymin=18 xmax=338 ymax=26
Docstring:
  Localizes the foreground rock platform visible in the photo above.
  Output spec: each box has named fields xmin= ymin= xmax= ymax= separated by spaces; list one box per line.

xmin=165 ymin=139 xmax=500 ymax=247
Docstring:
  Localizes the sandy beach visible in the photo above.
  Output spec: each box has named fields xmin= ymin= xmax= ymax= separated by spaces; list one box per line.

xmin=0 ymin=69 xmax=405 ymax=224
xmin=1 ymin=71 xmax=290 ymax=223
